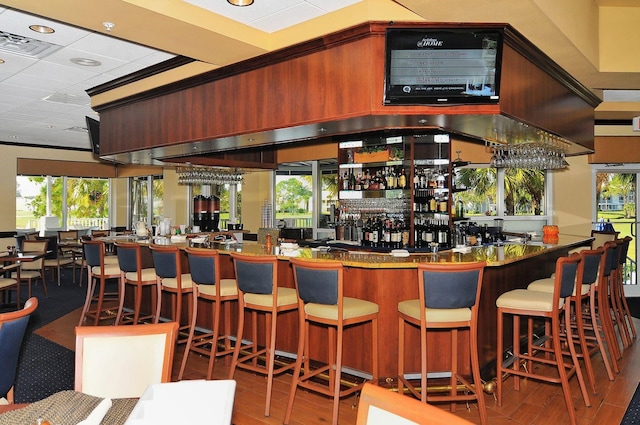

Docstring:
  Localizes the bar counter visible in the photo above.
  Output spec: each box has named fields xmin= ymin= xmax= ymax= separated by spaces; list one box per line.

xmin=133 ymin=234 xmax=592 ymax=381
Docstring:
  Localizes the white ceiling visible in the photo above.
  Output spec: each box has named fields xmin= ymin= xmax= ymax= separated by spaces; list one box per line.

xmin=0 ymin=0 xmax=639 ymax=152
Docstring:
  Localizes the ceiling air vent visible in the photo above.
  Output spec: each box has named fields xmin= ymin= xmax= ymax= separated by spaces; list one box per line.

xmin=42 ymin=92 xmax=90 ymax=106
xmin=0 ymin=30 xmax=62 ymax=59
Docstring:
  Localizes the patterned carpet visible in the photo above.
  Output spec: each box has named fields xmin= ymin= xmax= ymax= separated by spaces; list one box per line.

xmin=13 ymin=268 xmax=86 ymax=403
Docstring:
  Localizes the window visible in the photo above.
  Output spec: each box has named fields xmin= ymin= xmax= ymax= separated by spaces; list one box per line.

xmin=130 ymin=176 xmax=163 ymax=228
xmin=454 ymin=166 xmax=549 ymax=232
xmin=16 ymin=175 xmax=110 ymax=231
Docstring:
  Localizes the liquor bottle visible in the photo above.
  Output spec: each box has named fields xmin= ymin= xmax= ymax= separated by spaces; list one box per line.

xmin=349 ymin=170 xmax=356 ymax=190
xmin=429 ymin=191 xmax=437 ymax=212
xmin=438 ymin=193 xmax=448 ymax=213
xmin=342 ymin=172 xmax=349 ymax=191
xmin=363 ymin=169 xmax=370 ymax=190
xmin=398 ymin=168 xmax=407 ymax=189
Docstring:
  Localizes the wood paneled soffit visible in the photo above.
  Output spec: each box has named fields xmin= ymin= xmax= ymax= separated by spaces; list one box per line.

xmin=93 ymin=22 xmax=598 ymax=166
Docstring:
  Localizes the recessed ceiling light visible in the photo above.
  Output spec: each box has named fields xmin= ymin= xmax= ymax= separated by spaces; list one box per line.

xmin=0 ymin=58 xmax=4 ymax=64
xmin=70 ymin=57 xmax=101 ymax=66
xmin=228 ymin=0 xmax=254 ymax=6
xmin=29 ymin=24 xmax=55 ymax=34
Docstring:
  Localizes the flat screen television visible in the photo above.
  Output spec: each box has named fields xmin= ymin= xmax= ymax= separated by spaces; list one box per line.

xmin=85 ymin=116 xmax=100 ymax=155
xmin=384 ymin=28 xmax=503 ymax=105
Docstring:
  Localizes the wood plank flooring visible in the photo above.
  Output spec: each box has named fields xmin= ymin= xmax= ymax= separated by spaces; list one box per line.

xmin=37 ymin=308 xmax=640 ymax=425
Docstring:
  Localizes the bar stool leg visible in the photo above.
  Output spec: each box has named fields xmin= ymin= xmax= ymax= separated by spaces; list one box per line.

xmin=179 ymin=286 xmax=199 ymax=380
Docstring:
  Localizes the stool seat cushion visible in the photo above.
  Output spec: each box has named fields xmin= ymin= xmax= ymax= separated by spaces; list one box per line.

xmin=161 ymin=273 xmax=193 ymax=289
xmin=527 ymin=277 xmax=589 ymax=296
xmin=12 ymin=270 xmax=40 ymax=279
xmin=44 ymin=258 xmax=73 ymax=267
xmin=196 ymin=278 xmax=238 ymax=297
xmin=0 ymin=278 xmax=17 ymax=289
xmin=305 ymin=297 xmax=378 ymax=321
xmin=244 ymin=287 xmax=297 ymax=307
xmin=398 ymin=299 xmax=471 ymax=323
xmin=91 ymin=264 xmax=121 ymax=277
xmin=124 ymin=268 xmax=157 ymax=282
xmin=496 ymin=288 xmax=564 ymax=312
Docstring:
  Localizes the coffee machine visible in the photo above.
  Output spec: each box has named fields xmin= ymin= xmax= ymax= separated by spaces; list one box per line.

xmin=193 ymin=195 xmax=220 ymax=232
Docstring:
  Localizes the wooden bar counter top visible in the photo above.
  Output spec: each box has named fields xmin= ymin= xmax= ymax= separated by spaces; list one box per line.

xmin=139 ymin=234 xmax=592 ymax=382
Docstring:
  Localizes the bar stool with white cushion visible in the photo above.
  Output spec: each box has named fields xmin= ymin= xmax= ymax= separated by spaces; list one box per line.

xmin=228 ymin=252 xmax=298 ymax=417
xmin=179 ymin=248 xmax=238 ymax=380
xmin=78 ymin=240 xmax=121 ymax=326
xmin=397 ymin=261 xmax=487 ymax=425
xmin=114 ymin=242 xmax=160 ymax=325
xmin=284 ymin=258 xmax=379 ymax=425
xmin=496 ymin=254 xmax=587 ymax=425
xmin=149 ymin=244 xmax=194 ymax=345
xmin=527 ymin=248 xmax=604 ymax=395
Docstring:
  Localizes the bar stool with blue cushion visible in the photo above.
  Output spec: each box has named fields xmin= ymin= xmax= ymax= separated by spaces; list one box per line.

xmin=78 ymin=240 xmax=121 ymax=326
xmin=284 ymin=258 xmax=379 ymax=425
xmin=496 ymin=254 xmax=587 ymax=425
xmin=149 ymin=244 xmax=193 ymax=345
xmin=228 ymin=252 xmax=298 ymax=417
xmin=397 ymin=261 xmax=487 ymax=425
xmin=527 ymin=248 xmax=605 ymax=395
xmin=179 ymin=248 xmax=238 ymax=380
xmin=114 ymin=242 xmax=160 ymax=326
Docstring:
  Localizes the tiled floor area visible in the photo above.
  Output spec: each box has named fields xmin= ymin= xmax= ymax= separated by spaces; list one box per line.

xmin=38 ymin=307 xmax=640 ymax=425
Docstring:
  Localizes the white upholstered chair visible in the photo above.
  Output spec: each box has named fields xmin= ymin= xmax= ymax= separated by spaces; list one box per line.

xmin=74 ymin=322 xmax=179 ymax=399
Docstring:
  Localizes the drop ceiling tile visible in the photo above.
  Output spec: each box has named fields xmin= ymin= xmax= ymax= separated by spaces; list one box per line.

xmin=21 ymin=60 xmax=101 ymax=84
xmin=0 ymin=54 xmax=37 ymax=80
xmin=67 ymin=32 xmax=163 ymax=62
xmin=251 ymin=3 xmax=325 ymax=33
xmin=1 ymin=72 xmax=69 ymax=92
xmin=42 ymin=46 xmax=128 ymax=75
xmin=307 ymin=0 xmax=361 ymax=12
xmin=0 ymin=9 xmax=88 ymax=46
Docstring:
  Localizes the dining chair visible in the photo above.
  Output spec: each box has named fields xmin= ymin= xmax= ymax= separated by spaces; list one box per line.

xmin=11 ymin=240 xmax=48 ymax=298
xmin=39 ymin=235 xmax=74 ymax=287
xmin=74 ymin=322 xmax=178 ymax=399
xmin=356 ymin=382 xmax=473 ymax=425
xmin=0 ymin=297 xmax=38 ymax=404
xmin=0 ymin=262 xmax=21 ymax=309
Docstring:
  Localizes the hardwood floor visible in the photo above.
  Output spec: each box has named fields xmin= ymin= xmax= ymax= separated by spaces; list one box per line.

xmin=37 ymin=307 xmax=640 ymax=425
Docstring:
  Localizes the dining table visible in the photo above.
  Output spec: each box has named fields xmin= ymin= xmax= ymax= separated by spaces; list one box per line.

xmin=0 ymin=391 xmax=138 ymax=425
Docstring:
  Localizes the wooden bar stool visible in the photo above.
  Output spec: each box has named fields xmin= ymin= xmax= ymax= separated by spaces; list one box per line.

xmin=179 ymin=248 xmax=238 ymax=380
xmin=149 ymin=245 xmax=194 ymax=345
xmin=228 ymin=253 xmax=298 ymax=417
xmin=527 ymin=248 xmax=605 ymax=395
xmin=496 ymin=254 xmax=586 ymax=425
xmin=114 ymin=242 xmax=160 ymax=325
xmin=284 ymin=258 xmax=379 ymax=425
xmin=613 ymin=236 xmax=636 ymax=347
xmin=78 ymin=240 xmax=121 ymax=326
xmin=397 ymin=261 xmax=487 ymax=425
xmin=606 ymin=239 xmax=626 ymax=359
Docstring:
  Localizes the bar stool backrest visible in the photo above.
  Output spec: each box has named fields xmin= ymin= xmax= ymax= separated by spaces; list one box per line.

xmin=601 ymin=241 xmax=617 ymax=278
xmin=579 ymin=248 xmax=604 ymax=286
xmin=606 ymin=241 xmax=622 ymax=278
xmin=151 ymin=246 xmax=179 ymax=279
xmin=619 ymin=236 xmax=632 ymax=266
xmin=419 ymin=263 xmax=484 ymax=309
xmin=233 ymin=255 xmax=274 ymax=295
xmin=83 ymin=240 xmax=104 ymax=268
xmin=294 ymin=262 xmax=340 ymax=305
xmin=115 ymin=243 xmax=140 ymax=273
xmin=186 ymin=249 xmax=220 ymax=286
xmin=558 ymin=255 xmax=580 ymax=299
